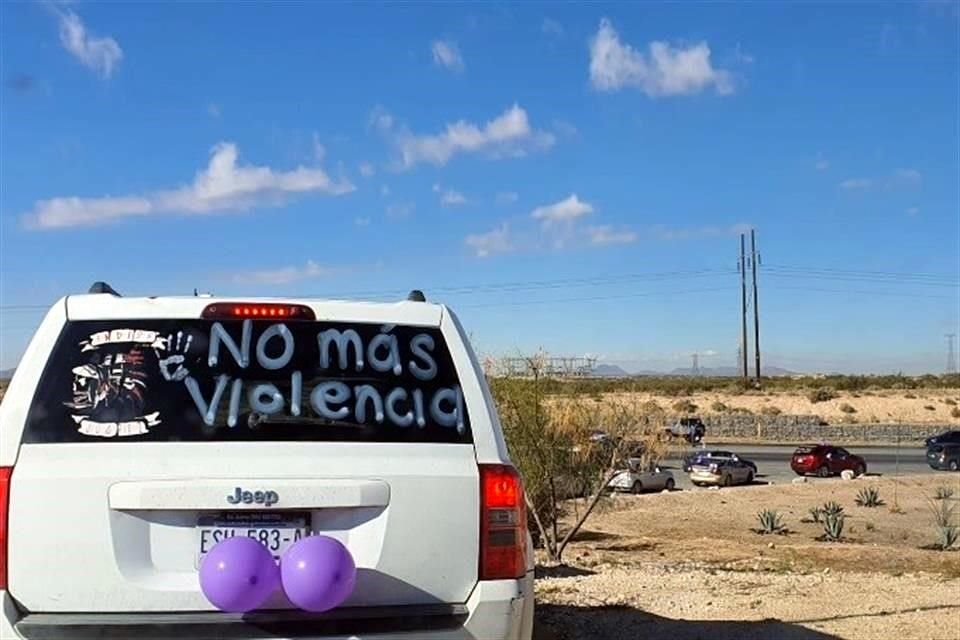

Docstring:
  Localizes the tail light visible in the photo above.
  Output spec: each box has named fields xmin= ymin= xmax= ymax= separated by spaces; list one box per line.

xmin=479 ymin=465 xmax=528 ymax=580
xmin=709 ymin=463 xmax=720 ymax=475
xmin=0 ymin=467 xmax=11 ymax=590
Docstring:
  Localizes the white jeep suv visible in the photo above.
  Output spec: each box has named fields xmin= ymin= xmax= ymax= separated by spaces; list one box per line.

xmin=0 ymin=285 xmax=534 ymax=639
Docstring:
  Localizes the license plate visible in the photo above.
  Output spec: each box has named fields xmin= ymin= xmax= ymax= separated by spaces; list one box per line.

xmin=197 ymin=512 xmax=310 ymax=566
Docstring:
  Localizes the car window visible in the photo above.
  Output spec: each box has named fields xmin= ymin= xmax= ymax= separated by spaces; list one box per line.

xmin=24 ymin=319 xmax=472 ymax=444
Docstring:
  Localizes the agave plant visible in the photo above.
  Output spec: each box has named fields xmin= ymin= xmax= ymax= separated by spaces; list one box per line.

xmin=821 ymin=501 xmax=845 ymax=517
xmin=855 ymin=486 xmax=884 ymax=508
xmin=937 ymin=526 xmax=959 ymax=551
xmin=822 ymin=513 xmax=845 ymax=541
xmin=808 ymin=506 xmax=823 ymax=523
xmin=756 ymin=509 xmax=786 ymax=535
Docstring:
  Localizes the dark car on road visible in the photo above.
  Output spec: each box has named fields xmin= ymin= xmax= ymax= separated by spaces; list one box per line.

xmin=791 ymin=445 xmax=867 ymax=478
xmin=927 ymin=444 xmax=960 ymax=471
xmin=682 ymin=449 xmax=758 ymax=474
xmin=924 ymin=430 xmax=960 ymax=448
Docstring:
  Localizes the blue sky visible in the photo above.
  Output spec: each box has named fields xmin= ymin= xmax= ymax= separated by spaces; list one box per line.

xmin=1 ymin=2 xmax=958 ymax=374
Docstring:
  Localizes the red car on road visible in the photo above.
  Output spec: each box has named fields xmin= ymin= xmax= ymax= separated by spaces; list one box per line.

xmin=791 ymin=445 xmax=867 ymax=478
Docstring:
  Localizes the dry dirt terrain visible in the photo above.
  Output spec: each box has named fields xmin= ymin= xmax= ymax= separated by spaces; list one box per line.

xmin=603 ymin=388 xmax=960 ymax=424
xmin=535 ymin=474 xmax=960 ymax=640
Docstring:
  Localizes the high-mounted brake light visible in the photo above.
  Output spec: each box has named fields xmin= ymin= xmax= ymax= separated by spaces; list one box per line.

xmin=202 ymin=303 xmax=316 ymax=321
xmin=0 ymin=466 xmax=11 ymax=590
xmin=479 ymin=465 xmax=528 ymax=581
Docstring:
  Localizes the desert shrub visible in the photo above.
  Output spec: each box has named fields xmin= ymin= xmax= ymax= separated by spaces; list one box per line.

xmin=639 ymin=400 xmax=663 ymax=414
xmin=755 ymin=509 xmax=786 ymax=535
xmin=934 ymin=486 xmax=955 ymax=500
xmin=808 ymin=506 xmax=823 ymax=523
xmin=760 ymin=406 xmax=782 ymax=416
xmin=839 ymin=402 xmax=857 ymax=414
xmin=951 ymin=407 xmax=960 ymax=419
xmin=729 ymin=406 xmax=754 ymax=415
xmin=710 ymin=401 xmax=728 ymax=412
xmin=672 ymin=400 xmax=698 ymax=414
xmin=928 ymin=499 xmax=958 ymax=551
xmin=944 ymin=398 xmax=957 ymax=406
xmin=808 ymin=388 xmax=838 ymax=403
xmin=855 ymin=486 xmax=884 ymax=508
xmin=822 ymin=501 xmax=845 ymax=517
xmin=923 ymin=405 xmax=936 ymax=411
xmin=865 ymin=521 xmax=876 ymax=532
xmin=822 ymin=513 xmax=845 ymax=541
xmin=905 ymin=393 xmax=917 ymax=399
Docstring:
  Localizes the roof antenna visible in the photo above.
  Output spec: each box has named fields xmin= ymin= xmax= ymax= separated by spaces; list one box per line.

xmin=88 ymin=281 xmax=120 ymax=296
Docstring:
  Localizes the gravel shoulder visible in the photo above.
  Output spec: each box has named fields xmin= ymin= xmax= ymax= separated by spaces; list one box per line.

xmin=534 ymin=473 xmax=960 ymax=640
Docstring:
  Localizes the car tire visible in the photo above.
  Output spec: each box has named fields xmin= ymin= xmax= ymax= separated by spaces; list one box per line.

xmin=854 ymin=464 xmax=866 ymax=477
xmin=746 ymin=471 xmax=754 ymax=484
xmin=950 ymin=460 xmax=959 ymax=472
xmin=665 ymin=478 xmax=676 ymax=491
xmin=722 ymin=474 xmax=732 ymax=487
xmin=632 ymin=481 xmax=643 ymax=494
xmin=817 ymin=465 xmax=830 ymax=478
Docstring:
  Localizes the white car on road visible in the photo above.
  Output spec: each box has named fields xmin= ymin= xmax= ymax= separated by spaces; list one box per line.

xmin=609 ymin=462 xmax=676 ymax=493
xmin=0 ymin=285 xmax=534 ymax=640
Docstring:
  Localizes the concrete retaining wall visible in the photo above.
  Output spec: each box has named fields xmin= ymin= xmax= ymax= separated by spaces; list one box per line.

xmin=693 ymin=414 xmax=950 ymax=443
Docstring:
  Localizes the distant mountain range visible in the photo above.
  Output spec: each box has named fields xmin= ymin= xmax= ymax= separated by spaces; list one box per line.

xmin=0 ymin=368 xmax=15 ymax=380
xmin=590 ymin=364 xmax=796 ymax=378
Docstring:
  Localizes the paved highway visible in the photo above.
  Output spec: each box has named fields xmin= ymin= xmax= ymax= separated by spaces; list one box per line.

xmin=660 ymin=443 xmax=942 ymax=491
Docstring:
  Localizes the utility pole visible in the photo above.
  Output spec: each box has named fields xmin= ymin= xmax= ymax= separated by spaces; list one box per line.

xmin=947 ymin=334 xmax=958 ymax=375
xmin=739 ymin=234 xmax=749 ymax=382
xmin=751 ymin=229 xmax=761 ymax=382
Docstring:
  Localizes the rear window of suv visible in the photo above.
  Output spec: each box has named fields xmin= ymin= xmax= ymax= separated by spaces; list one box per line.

xmin=24 ymin=319 xmax=471 ymax=444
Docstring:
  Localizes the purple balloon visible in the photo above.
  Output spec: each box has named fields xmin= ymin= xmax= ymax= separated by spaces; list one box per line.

xmin=199 ymin=537 xmax=280 ymax=612
xmin=280 ymin=535 xmax=356 ymax=613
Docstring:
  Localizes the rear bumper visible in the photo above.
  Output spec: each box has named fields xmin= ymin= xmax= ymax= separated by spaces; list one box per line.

xmin=689 ymin=472 xmax=721 ymax=485
xmin=1 ymin=575 xmax=534 ymax=640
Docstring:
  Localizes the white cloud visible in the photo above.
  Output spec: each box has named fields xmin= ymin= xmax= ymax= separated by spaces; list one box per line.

xmin=588 ymin=225 xmax=638 ymax=246
xmin=311 ymin=133 xmax=326 ymax=162
xmin=431 ymin=40 xmax=464 ymax=72
xmin=386 ymin=202 xmax=415 ymax=219
xmin=377 ymin=104 xmax=555 ymax=169
xmin=496 ymin=191 xmax=519 ymax=205
xmin=57 ymin=10 xmax=123 ymax=79
xmin=359 ymin=162 xmax=375 ymax=178
xmin=531 ymin=194 xmax=594 ymax=226
xmin=207 ymin=103 xmax=222 ymax=118
xmin=839 ymin=177 xmax=873 ymax=190
xmin=433 ymin=184 xmax=468 ymax=206
xmin=25 ymin=142 xmax=354 ymax=229
xmin=542 ymin=18 xmax=564 ymax=37
xmin=589 ymin=18 xmax=733 ymax=96
xmin=466 ymin=224 xmax=513 ymax=258
xmin=232 ymin=260 xmax=335 ymax=285
xmin=840 ymin=169 xmax=921 ymax=192
xmin=906 ymin=206 xmax=920 ymax=216
xmin=355 ymin=216 xmax=371 ymax=226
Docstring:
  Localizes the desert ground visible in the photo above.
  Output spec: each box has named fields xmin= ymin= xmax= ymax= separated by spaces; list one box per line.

xmin=601 ymin=388 xmax=960 ymax=424
xmin=535 ymin=473 xmax=960 ymax=640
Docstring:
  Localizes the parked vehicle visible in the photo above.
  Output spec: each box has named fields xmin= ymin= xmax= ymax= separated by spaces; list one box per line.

xmin=682 ymin=449 xmax=758 ymax=474
xmin=924 ymin=430 xmax=960 ymax=448
xmin=609 ymin=462 xmax=675 ymax=493
xmin=665 ymin=417 xmax=706 ymax=443
xmin=790 ymin=445 xmax=867 ymax=477
xmin=0 ymin=284 xmax=534 ymax=640
xmin=926 ymin=443 xmax=960 ymax=471
xmin=689 ymin=457 xmax=755 ymax=487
